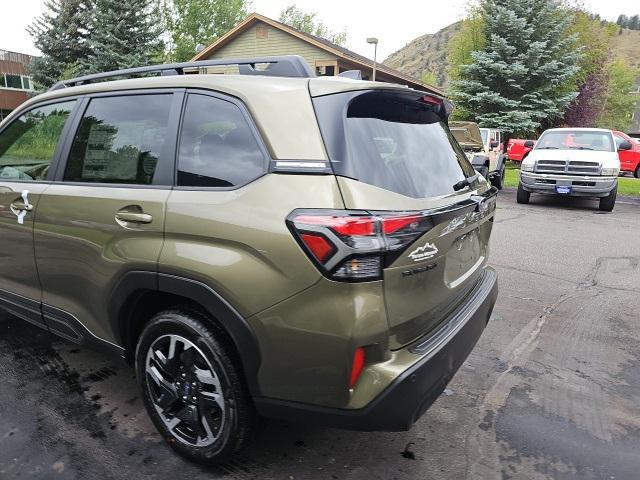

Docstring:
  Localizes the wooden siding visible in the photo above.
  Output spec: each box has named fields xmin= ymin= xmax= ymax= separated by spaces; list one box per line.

xmin=202 ymin=22 xmax=338 ymax=72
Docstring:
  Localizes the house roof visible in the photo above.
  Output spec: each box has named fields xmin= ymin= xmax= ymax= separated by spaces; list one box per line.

xmin=192 ymin=13 xmax=442 ymax=95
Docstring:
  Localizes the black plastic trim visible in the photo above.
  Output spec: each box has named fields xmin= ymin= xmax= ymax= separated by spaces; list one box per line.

xmin=254 ymin=268 xmax=498 ymax=431
xmin=109 ymin=271 xmax=262 ymax=395
xmin=0 ymin=288 xmax=46 ymax=329
xmin=42 ymin=304 xmax=125 ymax=356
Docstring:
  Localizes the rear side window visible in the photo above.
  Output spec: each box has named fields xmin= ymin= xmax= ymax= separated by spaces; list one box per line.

xmin=314 ymin=91 xmax=475 ymax=199
xmin=177 ymin=94 xmax=266 ymax=188
xmin=0 ymin=101 xmax=75 ymax=181
xmin=64 ymin=94 xmax=172 ymax=184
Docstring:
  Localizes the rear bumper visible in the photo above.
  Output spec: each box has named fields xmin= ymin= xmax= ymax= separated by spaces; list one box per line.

xmin=520 ymin=171 xmax=617 ymax=197
xmin=254 ymin=267 xmax=498 ymax=431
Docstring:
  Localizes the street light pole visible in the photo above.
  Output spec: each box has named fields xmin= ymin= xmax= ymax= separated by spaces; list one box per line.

xmin=367 ymin=37 xmax=378 ymax=81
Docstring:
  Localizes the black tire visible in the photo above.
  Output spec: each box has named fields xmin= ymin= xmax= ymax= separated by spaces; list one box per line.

xmin=136 ymin=309 xmax=255 ymax=464
xmin=599 ymin=186 xmax=617 ymax=212
xmin=635 ymin=165 xmax=640 ymax=179
xmin=516 ymin=183 xmax=530 ymax=204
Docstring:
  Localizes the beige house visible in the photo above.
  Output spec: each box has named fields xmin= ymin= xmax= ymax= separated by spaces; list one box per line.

xmin=192 ymin=13 xmax=441 ymax=95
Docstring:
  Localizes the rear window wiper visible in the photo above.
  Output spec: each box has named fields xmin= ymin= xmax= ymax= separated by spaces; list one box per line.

xmin=453 ymin=173 xmax=480 ymax=191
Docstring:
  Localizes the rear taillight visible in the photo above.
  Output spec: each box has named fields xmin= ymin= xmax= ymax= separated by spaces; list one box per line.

xmin=349 ymin=347 xmax=366 ymax=388
xmin=287 ymin=209 xmax=434 ymax=281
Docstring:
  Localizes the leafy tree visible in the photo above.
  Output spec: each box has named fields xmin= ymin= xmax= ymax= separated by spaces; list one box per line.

xmin=597 ymin=59 xmax=638 ymax=130
xmin=279 ymin=5 xmax=347 ymax=46
xmin=82 ymin=0 xmax=165 ymax=74
xmin=27 ymin=0 xmax=93 ymax=88
xmin=446 ymin=13 xmax=485 ymax=120
xmin=628 ymin=14 xmax=640 ymax=30
xmin=421 ymin=70 xmax=438 ymax=86
xmin=563 ymin=12 xmax=617 ymax=127
xmin=616 ymin=14 xmax=628 ymax=28
xmin=161 ymin=0 xmax=248 ymax=62
xmin=449 ymin=0 xmax=581 ymax=135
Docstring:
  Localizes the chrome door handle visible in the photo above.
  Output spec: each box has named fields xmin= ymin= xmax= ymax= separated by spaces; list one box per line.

xmin=10 ymin=201 xmax=33 ymax=212
xmin=115 ymin=212 xmax=153 ymax=224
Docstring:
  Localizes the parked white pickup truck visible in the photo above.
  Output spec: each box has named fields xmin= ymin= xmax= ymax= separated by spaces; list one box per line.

xmin=518 ymin=128 xmax=621 ymax=211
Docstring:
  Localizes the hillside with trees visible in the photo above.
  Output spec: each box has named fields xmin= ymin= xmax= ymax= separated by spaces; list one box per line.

xmin=384 ymin=5 xmax=640 ymax=134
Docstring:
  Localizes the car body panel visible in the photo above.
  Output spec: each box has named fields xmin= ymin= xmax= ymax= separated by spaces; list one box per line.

xmin=613 ymin=130 xmax=640 ymax=174
xmin=0 ymin=183 xmax=49 ymax=314
xmin=160 ymin=174 xmax=344 ymax=319
xmin=507 ymin=138 xmax=535 ymax=162
xmin=34 ymin=185 xmax=170 ymax=343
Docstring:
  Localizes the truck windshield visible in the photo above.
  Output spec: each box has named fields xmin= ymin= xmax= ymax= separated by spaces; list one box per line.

xmin=536 ymin=131 xmax=614 ymax=152
xmin=314 ymin=91 xmax=476 ymax=199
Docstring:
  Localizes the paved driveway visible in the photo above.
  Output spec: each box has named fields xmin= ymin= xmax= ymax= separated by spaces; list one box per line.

xmin=1 ymin=190 xmax=639 ymax=479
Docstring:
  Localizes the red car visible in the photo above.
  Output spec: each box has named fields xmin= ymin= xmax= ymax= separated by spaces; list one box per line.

xmin=506 ymin=138 xmax=535 ymax=162
xmin=613 ymin=131 xmax=640 ymax=178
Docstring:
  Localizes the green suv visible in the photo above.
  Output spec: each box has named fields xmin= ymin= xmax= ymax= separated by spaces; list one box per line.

xmin=0 ymin=56 xmax=498 ymax=463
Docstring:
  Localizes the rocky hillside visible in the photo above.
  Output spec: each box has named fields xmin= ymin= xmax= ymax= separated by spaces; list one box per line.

xmin=383 ymin=22 xmax=461 ymax=90
xmin=384 ymin=22 xmax=640 ymax=90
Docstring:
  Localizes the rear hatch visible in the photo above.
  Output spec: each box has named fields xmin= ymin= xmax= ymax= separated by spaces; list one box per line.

xmin=312 ymin=87 xmax=496 ymax=349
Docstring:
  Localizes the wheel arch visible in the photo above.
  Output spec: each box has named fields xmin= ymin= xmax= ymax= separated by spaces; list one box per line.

xmin=109 ymin=271 xmax=262 ymax=395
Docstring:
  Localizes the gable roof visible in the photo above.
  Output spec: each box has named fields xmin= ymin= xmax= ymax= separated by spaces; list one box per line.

xmin=192 ymin=13 xmax=442 ymax=95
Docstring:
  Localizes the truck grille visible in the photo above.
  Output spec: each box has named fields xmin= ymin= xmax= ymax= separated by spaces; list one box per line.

xmin=535 ymin=160 xmax=600 ymax=175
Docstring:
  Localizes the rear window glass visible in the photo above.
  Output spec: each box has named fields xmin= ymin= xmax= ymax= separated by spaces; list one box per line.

xmin=536 ymin=130 xmax=614 ymax=152
xmin=315 ymin=91 xmax=475 ymax=198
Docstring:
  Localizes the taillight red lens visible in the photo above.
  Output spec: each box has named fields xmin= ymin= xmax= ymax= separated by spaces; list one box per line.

xmin=288 ymin=210 xmax=433 ymax=281
xmin=382 ymin=215 xmax=423 ymax=234
xmin=300 ymin=233 xmax=335 ymax=263
xmin=349 ymin=347 xmax=366 ymax=388
xmin=293 ymin=215 xmax=375 ymax=236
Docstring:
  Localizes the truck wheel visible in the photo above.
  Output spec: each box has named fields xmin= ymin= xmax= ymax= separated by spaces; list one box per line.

xmin=516 ymin=183 xmax=530 ymax=204
xmin=598 ymin=186 xmax=617 ymax=212
xmin=136 ymin=309 xmax=255 ymax=464
xmin=635 ymin=165 xmax=640 ymax=179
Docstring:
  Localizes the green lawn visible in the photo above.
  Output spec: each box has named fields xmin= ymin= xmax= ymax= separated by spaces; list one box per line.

xmin=504 ymin=162 xmax=640 ymax=197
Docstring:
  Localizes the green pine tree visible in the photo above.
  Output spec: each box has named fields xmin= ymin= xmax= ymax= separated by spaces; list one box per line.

xmin=161 ymin=0 xmax=248 ymax=62
xmin=27 ymin=0 xmax=93 ymax=88
xmin=83 ymin=0 xmax=164 ymax=74
xmin=450 ymin=0 xmax=581 ymax=136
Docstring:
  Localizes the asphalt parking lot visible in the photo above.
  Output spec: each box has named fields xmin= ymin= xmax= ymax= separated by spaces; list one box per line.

xmin=1 ymin=189 xmax=639 ymax=480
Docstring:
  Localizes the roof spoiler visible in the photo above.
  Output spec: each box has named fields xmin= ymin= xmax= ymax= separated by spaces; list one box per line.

xmin=49 ymin=55 xmax=316 ymax=91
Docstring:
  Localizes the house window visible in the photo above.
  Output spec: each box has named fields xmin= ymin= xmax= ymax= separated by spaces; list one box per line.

xmin=5 ymin=74 xmax=22 ymax=89
xmin=0 ymin=74 xmax=34 ymax=91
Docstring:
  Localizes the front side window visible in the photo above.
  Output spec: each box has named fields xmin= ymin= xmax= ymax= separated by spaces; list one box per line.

xmin=536 ymin=130 xmax=615 ymax=152
xmin=177 ymin=94 xmax=266 ymax=188
xmin=64 ymin=94 xmax=172 ymax=184
xmin=0 ymin=101 xmax=75 ymax=181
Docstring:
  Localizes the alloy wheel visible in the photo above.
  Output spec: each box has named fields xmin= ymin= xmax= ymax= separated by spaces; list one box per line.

xmin=144 ymin=334 xmax=226 ymax=447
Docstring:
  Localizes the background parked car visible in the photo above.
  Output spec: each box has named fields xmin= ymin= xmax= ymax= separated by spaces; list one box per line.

xmin=506 ymin=138 xmax=536 ymax=162
xmin=518 ymin=128 xmax=622 ymax=211
xmin=613 ymin=130 xmax=640 ymax=178
xmin=450 ymin=122 xmax=506 ymax=189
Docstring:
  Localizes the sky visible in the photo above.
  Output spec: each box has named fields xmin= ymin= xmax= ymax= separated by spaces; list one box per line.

xmin=2 ymin=0 xmax=639 ymax=61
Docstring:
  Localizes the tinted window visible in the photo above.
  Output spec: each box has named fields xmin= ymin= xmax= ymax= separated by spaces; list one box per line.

xmin=177 ymin=94 xmax=266 ymax=188
xmin=326 ymin=92 xmax=474 ymax=198
xmin=65 ymin=94 xmax=172 ymax=184
xmin=536 ymin=130 xmax=615 ymax=152
xmin=614 ymin=135 xmax=625 ymax=148
xmin=0 ymin=101 xmax=75 ymax=181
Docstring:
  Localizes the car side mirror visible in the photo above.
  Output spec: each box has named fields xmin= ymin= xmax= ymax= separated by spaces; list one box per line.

xmin=490 ymin=141 xmax=499 ymax=149
xmin=524 ymin=140 xmax=535 ymax=148
xmin=618 ymin=141 xmax=632 ymax=151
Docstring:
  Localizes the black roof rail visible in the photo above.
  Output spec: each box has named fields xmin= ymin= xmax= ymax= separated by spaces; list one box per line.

xmin=49 ymin=55 xmax=316 ymax=91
